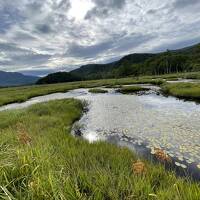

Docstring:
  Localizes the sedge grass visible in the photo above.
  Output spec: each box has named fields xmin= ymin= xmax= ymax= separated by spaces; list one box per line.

xmin=162 ymin=82 xmax=200 ymax=101
xmin=0 ymin=99 xmax=200 ymax=199
xmin=0 ymin=71 xmax=200 ymax=106
xmin=89 ymin=88 xmax=108 ymax=94
xmin=117 ymin=86 xmax=150 ymax=94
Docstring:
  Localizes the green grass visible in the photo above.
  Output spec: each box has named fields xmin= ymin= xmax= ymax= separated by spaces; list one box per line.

xmin=0 ymin=78 xmax=164 ymax=106
xmin=162 ymin=83 xmax=200 ymax=101
xmin=184 ymin=73 xmax=200 ymax=80
xmin=147 ymin=71 xmax=200 ymax=80
xmin=165 ymin=77 xmax=180 ymax=81
xmin=118 ymin=86 xmax=150 ymax=94
xmin=0 ymin=71 xmax=199 ymax=107
xmin=0 ymin=77 xmax=160 ymax=106
xmin=0 ymin=99 xmax=200 ymax=199
xmin=89 ymin=88 xmax=108 ymax=94
xmin=104 ymin=84 xmax=122 ymax=88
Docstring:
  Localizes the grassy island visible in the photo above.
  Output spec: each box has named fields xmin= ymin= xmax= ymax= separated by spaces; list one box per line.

xmin=118 ymin=86 xmax=150 ymax=94
xmin=89 ymin=88 xmax=108 ymax=93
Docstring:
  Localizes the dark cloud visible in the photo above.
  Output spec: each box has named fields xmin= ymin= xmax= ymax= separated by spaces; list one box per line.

xmin=35 ymin=24 xmax=53 ymax=34
xmin=173 ymin=0 xmax=200 ymax=9
xmin=112 ymin=34 xmax=155 ymax=53
xmin=85 ymin=8 xmax=109 ymax=19
xmin=66 ymin=41 xmax=114 ymax=58
xmin=147 ymin=9 xmax=158 ymax=15
xmin=0 ymin=53 xmax=51 ymax=67
xmin=56 ymin=0 xmax=71 ymax=10
xmin=85 ymin=0 xmax=126 ymax=19
xmin=11 ymin=54 xmax=51 ymax=65
xmin=0 ymin=42 xmax=51 ymax=68
xmin=11 ymin=31 xmax=38 ymax=42
xmin=0 ymin=42 xmax=29 ymax=53
xmin=26 ymin=1 xmax=43 ymax=13
xmin=152 ymin=37 xmax=200 ymax=53
xmin=0 ymin=4 xmax=24 ymax=33
xmin=91 ymin=0 xmax=126 ymax=9
xmin=0 ymin=0 xmax=200 ymax=75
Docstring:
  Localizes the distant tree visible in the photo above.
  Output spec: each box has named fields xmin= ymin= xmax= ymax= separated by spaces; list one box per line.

xmin=36 ymin=72 xmax=81 ymax=84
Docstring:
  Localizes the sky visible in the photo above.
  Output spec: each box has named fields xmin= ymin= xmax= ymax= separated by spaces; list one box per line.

xmin=0 ymin=0 xmax=200 ymax=76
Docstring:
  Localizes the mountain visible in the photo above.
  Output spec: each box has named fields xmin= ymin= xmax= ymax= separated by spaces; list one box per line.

xmin=0 ymin=71 xmax=39 ymax=87
xmin=36 ymin=72 xmax=81 ymax=84
xmin=37 ymin=53 xmax=155 ymax=84
xmin=37 ymin=43 xmax=200 ymax=84
xmin=70 ymin=43 xmax=200 ymax=79
xmin=70 ymin=53 xmax=155 ymax=80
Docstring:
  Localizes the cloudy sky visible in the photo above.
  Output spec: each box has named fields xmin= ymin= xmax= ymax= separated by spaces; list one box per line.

xmin=0 ymin=0 xmax=200 ymax=76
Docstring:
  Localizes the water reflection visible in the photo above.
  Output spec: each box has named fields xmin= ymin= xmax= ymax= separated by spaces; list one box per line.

xmin=77 ymin=90 xmax=200 ymax=178
xmin=1 ymin=86 xmax=200 ymax=179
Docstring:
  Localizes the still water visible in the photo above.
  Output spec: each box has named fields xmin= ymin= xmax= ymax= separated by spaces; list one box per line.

xmin=1 ymin=85 xmax=200 ymax=179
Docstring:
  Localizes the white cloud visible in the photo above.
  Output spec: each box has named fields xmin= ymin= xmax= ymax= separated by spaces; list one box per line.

xmin=0 ymin=0 xmax=199 ymax=76
xmin=68 ymin=0 xmax=94 ymax=21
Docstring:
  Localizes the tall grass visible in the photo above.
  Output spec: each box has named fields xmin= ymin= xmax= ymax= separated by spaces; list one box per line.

xmin=89 ymin=88 xmax=108 ymax=93
xmin=117 ymin=86 xmax=150 ymax=94
xmin=0 ymin=77 xmax=160 ymax=106
xmin=0 ymin=99 xmax=199 ymax=199
xmin=162 ymin=83 xmax=200 ymax=101
xmin=0 ymin=71 xmax=200 ymax=106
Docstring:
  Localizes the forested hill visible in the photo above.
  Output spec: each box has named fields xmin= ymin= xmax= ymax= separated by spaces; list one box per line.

xmin=37 ymin=43 xmax=200 ymax=84
xmin=70 ymin=53 xmax=155 ymax=80
xmin=70 ymin=43 xmax=200 ymax=79
xmin=36 ymin=72 xmax=81 ymax=84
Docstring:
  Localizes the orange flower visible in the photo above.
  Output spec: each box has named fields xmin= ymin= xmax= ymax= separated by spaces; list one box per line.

xmin=17 ymin=123 xmax=32 ymax=145
xmin=154 ymin=148 xmax=172 ymax=163
xmin=132 ymin=160 xmax=147 ymax=175
xmin=18 ymin=133 xmax=32 ymax=145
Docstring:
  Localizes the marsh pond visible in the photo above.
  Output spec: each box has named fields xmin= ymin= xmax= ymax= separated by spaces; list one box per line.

xmin=1 ymin=84 xmax=200 ymax=180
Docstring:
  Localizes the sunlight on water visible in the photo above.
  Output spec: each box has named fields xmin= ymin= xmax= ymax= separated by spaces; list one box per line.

xmin=78 ymin=91 xmax=200 ymax=170
xmin=1 ymin=87 xmax=200 ymax=172
xmin=83 ymin=131 xmax=101 ymax=143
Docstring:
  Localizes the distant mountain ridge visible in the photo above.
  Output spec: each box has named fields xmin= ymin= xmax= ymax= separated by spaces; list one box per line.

xmin=37 ymin=43 xmax=200 ymax=84
xmin=70 ymin=53 xmax=155 ymax=80
xmin=0 ymin=71 xmax=39 ymax=87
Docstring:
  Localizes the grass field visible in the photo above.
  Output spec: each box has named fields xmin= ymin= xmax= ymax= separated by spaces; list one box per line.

xmin=0 ymin=99 xmax=200 ymax=199
xmin=89 ymin=88 xmax=108 ymax=93
xmin=0 ymin=77 xmax=163 ymax=106
xmin=162 ymin=83 xmax=200 ymax=101
xmin=117 ymin=86 xmax=150 ymax=94
xmin=0 ymin=71 xmax=199 ymax=106
xmin=0 ymin=78 xmax=150 ymax=106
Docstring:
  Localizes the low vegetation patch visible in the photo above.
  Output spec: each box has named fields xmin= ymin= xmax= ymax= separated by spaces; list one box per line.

xmin=118 ymin=85 xmax=150 ymax=94
xmin=162 ymin=82 xmax=200 ymax=101
xmin=0 ymin=77 xmax=156 ymax=106
xmin=0 ymin=72 xmax=200 ymax=107
xmin=184 ymin=73 xmax=200 ymax=80
xmin=0 ymin=99 xmax=200 ymax=199
xmin=104 ymin=84 xmax=122 ymax=88
xmin=89 ymin=88 xmax=108 ymax=93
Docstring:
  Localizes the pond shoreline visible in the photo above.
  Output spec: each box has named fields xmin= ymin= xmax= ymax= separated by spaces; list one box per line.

xmin=1 ymin=99 xmax=199 ymax=199
xmin=73 ymin=123 xmax=200 ymax=182
xmin=1 ymin=85 xmax=200 ymax=182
